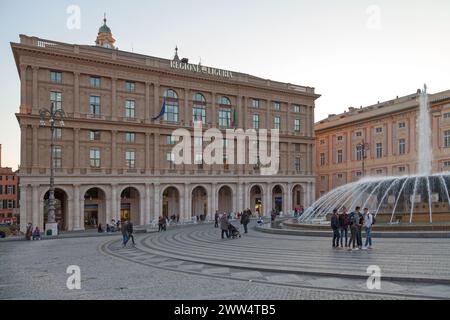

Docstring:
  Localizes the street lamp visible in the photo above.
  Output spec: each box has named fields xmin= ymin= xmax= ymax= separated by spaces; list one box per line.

xmin=39 ymin=107 xmax=66 ymax=236
xmin=356 ymin=140 xmax=370 ymax=177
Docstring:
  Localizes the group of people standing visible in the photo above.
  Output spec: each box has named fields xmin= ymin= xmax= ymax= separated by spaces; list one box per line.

xmin=215 ymin=209 xmax=251 ymax=239
xmin=330 ymin=206 xmax=374 ymax=251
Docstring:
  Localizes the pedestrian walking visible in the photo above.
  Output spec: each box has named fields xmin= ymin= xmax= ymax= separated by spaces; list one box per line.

xmin=363 ymin=208 xmax=374 ymax=250
xmin=125 ymin=219 xmax=135 ymax=246
xmin=158 ymin=216 xmax=166 ymax=232
xmin=339 ymin=207 xmax=349 ymax=248
xmin=220 ymin=214 xmax=230 ymax=239
xmin=330 ymin=209 xmax=340 ymax=248
xmin=240 ymin=210 xmax=250 ymax=234
xmin=121 ymin=220 xmax=129 ymax=248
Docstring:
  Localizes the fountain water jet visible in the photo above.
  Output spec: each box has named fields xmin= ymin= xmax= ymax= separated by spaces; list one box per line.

xmin=299 ymin=85 xmax=450 ymax=225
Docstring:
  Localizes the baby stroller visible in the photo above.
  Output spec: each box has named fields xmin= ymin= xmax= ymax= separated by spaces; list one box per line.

xmin=228 ymin=223 xmax=241 ymax=239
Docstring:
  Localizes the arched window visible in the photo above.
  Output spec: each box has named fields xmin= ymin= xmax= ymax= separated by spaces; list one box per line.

xmin=164 ymin=89 xmax=178 ymax=99
xmin=218 ymin=96 xmax=231 ymax=106
xmin=163 ymin=89 xmax=179 ymax=123
xmin=193 ymin=93 xmax=206 ymax=103
xmin=193 ymin=93 xmax=206 ymax=124
xmin=218 ymin=96 xmax=232 ymax=128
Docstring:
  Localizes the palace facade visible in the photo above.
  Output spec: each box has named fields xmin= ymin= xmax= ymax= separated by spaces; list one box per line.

xmin=315 ymin=89 xmax=450 ymax=199
xmin=13 ymin=19 xmax=319 ymax=232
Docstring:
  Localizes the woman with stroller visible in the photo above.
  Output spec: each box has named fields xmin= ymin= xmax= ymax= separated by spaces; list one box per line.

xmin=220 ymin=213 xmax=230 ymax=239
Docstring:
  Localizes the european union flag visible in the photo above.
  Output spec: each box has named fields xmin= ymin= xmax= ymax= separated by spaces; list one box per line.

xmin=152 ymin=97 xmax=166 ymax=121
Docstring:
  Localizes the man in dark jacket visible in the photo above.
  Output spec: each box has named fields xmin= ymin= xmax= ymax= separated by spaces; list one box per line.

xmin=214 ymin=211 xmax=219 ymax=228
xmin=121 ymin=221 xmax=128 ymax=248
xmin=240 ymin=210 xmax=250 ymax=234
xmin=125 ymin=219 xmax=135 ymax=247
xmin=330 ymin=209 xmax=340 ymax=248
xmin=339 ymin=207 xmax=349 ymax=248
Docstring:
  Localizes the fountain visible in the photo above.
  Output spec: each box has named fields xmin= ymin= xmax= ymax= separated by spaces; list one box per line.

xmin=298 ymin=85 xmax=450 ymax=227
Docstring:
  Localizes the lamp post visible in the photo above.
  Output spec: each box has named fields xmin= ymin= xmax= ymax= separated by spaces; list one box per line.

xmin=357 ymin=140 xmax=370 ymax=177
xmin=39 ymin=107 xmax=65 ymax=236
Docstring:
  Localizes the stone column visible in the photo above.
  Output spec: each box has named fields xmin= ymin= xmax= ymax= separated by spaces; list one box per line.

xmin=139 ymin=191 xmax=146 ymax=226
xmin=211 ymin=92 xmax=216 ymax=127
xmin=305 ymin=106 xmax=310 ymax=137
xmin=286 ymin=142 xmax=291 ymax=174
xmin=266 ymin=99 xmax=271 ymax=130
xmin=211 ymin=183 xmax=217 ymax=213
xmin=265 ymin=183 xmax=272 ymax=217
xmin=20 ymin=125 xmax=28 ymax=169
xmin=153 ymin=83 xmax=160 ymax=123
xmin=73 ymin=185 xmax=82 ymax=231
xmin=287 ymin=183 xmax=293 ymax=215
xmin=32 ymin=126 xmax=38 ymax=169
xmin=105 ymin=193 xmax=112 ymax=227
xmin=20 ymin=65 xmax=28 ymax=113
xmin=111 ymin=77 xmax=117 ymax=120
xmin=243 ymin=97 xmax=248 ymax=130
xmin=287 ymin=103 xmax=291 ymax=134
xmin=283 ymin=184 xmax=288 ymax=215
xmin=145 ymin=132 xmax=151 ymax=173
xmin=32 ymin=66 xmax=38 ymax=111
xmin=184 ymin=89 xmax=190 ymax=126
xmin=74 ymin=72 xmax=80 ymax=118
xmin=154 ymin=183 xmax=161 ymax=222
xmin=237 ymin=182 xmax=244 ymax=212
xmin=111 ymin=184 xmax=118 ymax=222
xmin=184 ymin=183 xmax=191 ymax=222
xmin=111 ymin=130 xmax=117 ymax=171
xmin=236 ymin=95 xmax=243 ymax=129
xmin=145 ymin=82 xmax=151 ymax=122
xmin=32 ymin=185 xmax=39 ymax=228
xmin=153 ymin=132 xmax=160 ymax=172
xmin=19 ymin=185 xmax=28 ymax=233
xmin=145 ymin=184 xmax=152 ymax=225
xmin=73 ymin=128 xmax=80 ymax=170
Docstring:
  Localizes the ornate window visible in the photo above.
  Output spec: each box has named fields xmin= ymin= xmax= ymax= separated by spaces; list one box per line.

xmin=125 ymin=150 xmax=136 ymax=169
xmin=192 ymin=93 xmax=206 ymax=124
xmin=125 ymin=132 xmax=136 ymax=143
xmin=252 ymin=114 xmax=260 ymax=129
xmin=50 ymin=91 xmax=62 ymax=112
xmin=89 ymin=96 xmax=101 ymax=117
xmin=294 ymin=119 xmax=301 ymax=132
xmin=90 ymin=77 xmax=101 ymax=88
xmin=399 ymin=139 xmax=406 ymax=155
xmin=50 ymin=71 xmax=62 ymax=83
xmin=274 ymin=116 xmax=281 ymax=130
xmin=125 ymin=100 xmax=136 ymax=119
xmin=90 ymin=148 xmax=101 ymax=168
xmin=126 ymin=81 xmax=136 ymax=93
xmin=52 ymin=146 xmax=62 ymax=169
xmin=164 ymin=89 xmax=179 ymax=123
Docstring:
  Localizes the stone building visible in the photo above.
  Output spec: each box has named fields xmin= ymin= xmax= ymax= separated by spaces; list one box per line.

xmin=12 ymin=19 xmax=319 ymax=232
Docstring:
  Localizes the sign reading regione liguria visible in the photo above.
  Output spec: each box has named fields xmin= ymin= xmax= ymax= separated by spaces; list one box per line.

xmin=170 ymin=60 xmax=234 ymax=79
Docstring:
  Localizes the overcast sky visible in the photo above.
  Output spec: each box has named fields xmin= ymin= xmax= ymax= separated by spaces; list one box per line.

xmin=0 ymin=0 xmax=449 ymax=169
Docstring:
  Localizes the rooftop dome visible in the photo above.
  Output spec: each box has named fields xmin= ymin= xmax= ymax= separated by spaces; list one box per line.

xmin=98 ymin=17 xmax=111 ymax=34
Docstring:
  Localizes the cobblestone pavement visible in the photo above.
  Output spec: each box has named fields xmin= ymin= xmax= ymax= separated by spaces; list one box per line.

xmin=1 ymin=223 xmax=449 ymax=300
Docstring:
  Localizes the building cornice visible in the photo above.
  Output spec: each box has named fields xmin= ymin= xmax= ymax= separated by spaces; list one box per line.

xmin=11 ymin=35 xmax=321 ymax=101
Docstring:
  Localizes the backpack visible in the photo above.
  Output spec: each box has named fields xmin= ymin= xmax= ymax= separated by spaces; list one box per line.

xmin=348 ymin=212 xmax=354 ymax=226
